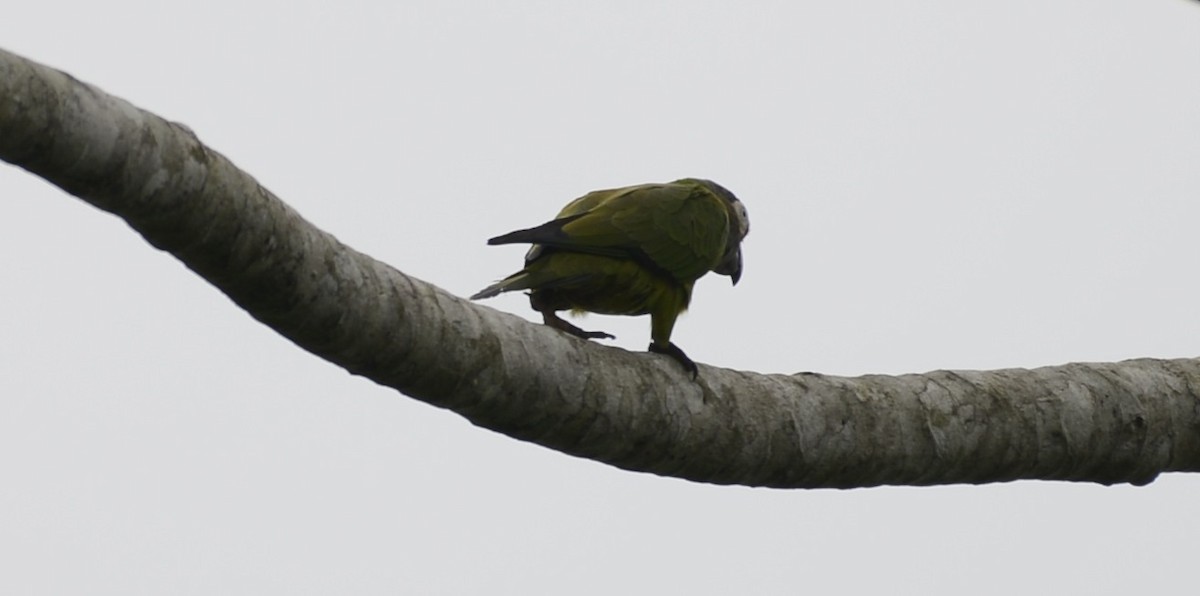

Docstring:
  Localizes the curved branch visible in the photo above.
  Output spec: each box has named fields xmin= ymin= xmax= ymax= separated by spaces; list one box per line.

xmin=3 ymin=47 xmax=1198 ymax=488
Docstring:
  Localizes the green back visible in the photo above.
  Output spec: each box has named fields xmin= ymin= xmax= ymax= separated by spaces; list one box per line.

xmin=546 ymin=180 xmax=730 ymax=283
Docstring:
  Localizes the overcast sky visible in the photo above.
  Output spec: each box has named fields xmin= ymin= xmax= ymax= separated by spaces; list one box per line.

xmin=3 ymin=1 xmax=1200 ymax=594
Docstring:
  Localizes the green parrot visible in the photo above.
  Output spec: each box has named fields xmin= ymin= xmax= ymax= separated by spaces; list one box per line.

xmin=470 ymin=178 xmax=749 ymax=377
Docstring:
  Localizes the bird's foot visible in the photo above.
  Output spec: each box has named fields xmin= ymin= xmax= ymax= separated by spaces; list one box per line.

xmin=542 ymin=312 xmax=615 ymax=340
xmin=649 ymin=342 xmax=698 ymax=379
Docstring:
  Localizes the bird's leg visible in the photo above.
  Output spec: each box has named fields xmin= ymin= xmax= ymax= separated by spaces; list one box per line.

xmin=648 ymin=308 xmax=697 ymax=378
xmin=541 ymin=311 xmax=615 ymax=340
xmin=649 ymin=341 xmax=698 ymax=379
xmin=530 ymin=291 xmax=614 ymax=340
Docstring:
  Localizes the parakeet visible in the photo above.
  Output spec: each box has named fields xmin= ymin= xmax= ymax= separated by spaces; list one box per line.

xmin=470 ymin=178 xmax=749 ymax=377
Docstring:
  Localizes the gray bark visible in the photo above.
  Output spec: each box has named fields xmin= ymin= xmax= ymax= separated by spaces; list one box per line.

xmin=2 ymin=47 xmax=1197 ymax=488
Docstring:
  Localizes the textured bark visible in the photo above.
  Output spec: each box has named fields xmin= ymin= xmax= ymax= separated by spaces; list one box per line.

xmin=3 ymin=47 xmax=1198 ymax=488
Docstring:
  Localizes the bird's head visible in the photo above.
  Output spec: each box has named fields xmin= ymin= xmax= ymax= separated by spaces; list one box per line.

xmin=699 ymin=180 xmax=750 ymax=285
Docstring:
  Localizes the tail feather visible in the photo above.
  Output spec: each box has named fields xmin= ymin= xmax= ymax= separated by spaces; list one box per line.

xmin=469 ymin=271 xmax=531 ymax=300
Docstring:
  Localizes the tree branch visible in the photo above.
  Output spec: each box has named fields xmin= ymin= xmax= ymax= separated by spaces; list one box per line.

xmin=3 ymin=47 xmax=1197 ymax=488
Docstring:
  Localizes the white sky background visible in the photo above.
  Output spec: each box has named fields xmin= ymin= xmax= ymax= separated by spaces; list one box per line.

xmin=3 ymin=1 xmax=1200 ymax=593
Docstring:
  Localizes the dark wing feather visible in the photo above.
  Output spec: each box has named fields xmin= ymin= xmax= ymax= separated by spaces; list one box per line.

xmin=486 ymin=212 xmax=587 ymax=247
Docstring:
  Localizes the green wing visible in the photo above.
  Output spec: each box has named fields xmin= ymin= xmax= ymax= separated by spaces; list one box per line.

xmin=553 ymin=180 xmax=730 ymax=282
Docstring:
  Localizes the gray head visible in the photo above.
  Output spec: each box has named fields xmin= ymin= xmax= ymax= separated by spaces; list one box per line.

xmin=696 ymin=180 xmax=749 ymax=285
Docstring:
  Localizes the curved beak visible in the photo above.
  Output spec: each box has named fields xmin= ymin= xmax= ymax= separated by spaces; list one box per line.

xmin=715 ymin=247 xmax=743 ymax=286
